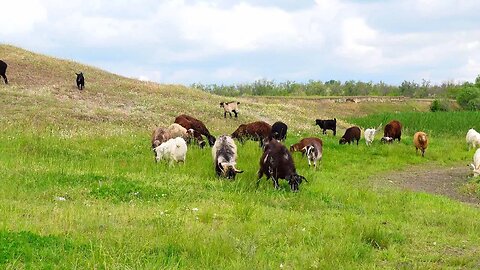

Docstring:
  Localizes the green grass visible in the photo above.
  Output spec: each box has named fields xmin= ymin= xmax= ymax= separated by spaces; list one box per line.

xmin=1 ymin=44 xmax=480 ymax=269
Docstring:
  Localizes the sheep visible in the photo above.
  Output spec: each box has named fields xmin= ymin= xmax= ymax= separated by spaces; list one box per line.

xmin=303 ymin=139 xmax=323 ymax=169
xmin=315 ymin=118 xmax=337 ymax=136
xmin=290 ymin=137 xmax=323 ymax=154
xmin=384 ymin=120 xmax=402 ymax=142
xmin=470 ymin=148 xmax=480 ymax=177
xmin=231 ymin=121 xmax=272 ymax=147
xmin=339 ymin=126 xmax=361 ymax=145
xmin=0 ymin=60 xmax=8 ymax=84
xmin=364 ymin=124 xmax=382 ymax=146
xmin=413 ymin=131 xmax=428 ymax=157
xmin=271 ymin=121 xmax=288 ymax=141
xmin=153 ymin=137 xmax=187 ymax=164
xmin=76 ymin=72 xmax=84 ymax=90
xmin=466 ymin=128 xmax=480 ymax=150
xmin=151 ymin=127 xmax=169 ymax=149
xmin=220 ymin=101 xmax=240 ymax=118
xmin=212 ymin=135 xmax=243 ymax=179
xmin=257 ymin=138 xmax=306 ymax=192
xmin=174 ymin=114 xmax=216 ymax=147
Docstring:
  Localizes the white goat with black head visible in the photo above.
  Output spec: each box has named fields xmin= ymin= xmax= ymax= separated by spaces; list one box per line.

xmin=220 ymin=101 xmax=240 ymax=118
xmin=212 ymin=135 xmax=243 ymax=179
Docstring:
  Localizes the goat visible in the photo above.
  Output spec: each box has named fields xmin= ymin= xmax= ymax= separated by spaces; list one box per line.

xmin=220 ymin=101 xmax=240 ymax=118
xmin=466 ymin=128 xmax=480 ymax=150
xmin=303 ymin=140 xmax=323 ymax=169
xmin=364 ymin=124 xmax=382 ymax=146
xmin=339 ymin=126 xmax=361 ymax=145
xmin=315 ymin=118 xmax=336 ymax=136
xmin=257 ymin=138 xmax=306 ymax=192
xmin=212 ymin=135 xmax=243 ymax=179
xmin=271 ymin=121 xmax=288 ymax=141
xmin=384 ymin=120 xmax=402 ymax=142
xmin=76 ymin=72 xmax=84 ymax=90
xmin=413 ymin=131 xmax=428 ymax=157
xmin=0 ymin=60 xmax=8 ymax=84
xmin=290 ymin=137 xmax=323 ymax=154
xmin=174 ymin=114 xmax=216 ymax=147
xmin=153 ymin=137 xmax=187 ymax=164
xmin=381 ymin=136 xmax=394 ymax=144
xmin=470 ymin=148 xmax=480 ymax=177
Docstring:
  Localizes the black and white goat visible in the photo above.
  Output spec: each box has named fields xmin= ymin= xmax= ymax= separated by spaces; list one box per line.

xmin=303 ymin=140 xmax=323 ymax=169
xmin=212 ymin=135 xmax=243 ymax=179
xmin=220 ymin=101 xmax=240 ymax=118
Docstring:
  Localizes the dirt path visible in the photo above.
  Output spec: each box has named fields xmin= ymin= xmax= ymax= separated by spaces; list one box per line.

xmin=375 ymin=165 xmax=480 ymax=206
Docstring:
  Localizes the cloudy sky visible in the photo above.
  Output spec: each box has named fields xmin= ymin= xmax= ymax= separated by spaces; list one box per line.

xmin=1 ymin=0 xmax=479 ymax=85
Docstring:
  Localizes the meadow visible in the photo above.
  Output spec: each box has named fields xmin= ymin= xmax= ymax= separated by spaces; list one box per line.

xmin=1 ymin=45 xmax=480 ymax=269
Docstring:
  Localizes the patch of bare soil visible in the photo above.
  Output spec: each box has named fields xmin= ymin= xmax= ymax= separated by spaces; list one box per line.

xmin=376 ymin=165 xmax=480 ymax=206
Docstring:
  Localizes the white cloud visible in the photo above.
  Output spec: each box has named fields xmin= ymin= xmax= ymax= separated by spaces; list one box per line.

xmin=0 ymin=0 xmax=47 ymax=34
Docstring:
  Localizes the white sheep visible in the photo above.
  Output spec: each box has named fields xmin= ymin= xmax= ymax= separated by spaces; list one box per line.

xmin=466 ymin=128 xmax=480 ymax=150
xmin=154 ymin=137 xmax=187 ymax=164
xmin=470 ymin=148 xmax=480 ymax=177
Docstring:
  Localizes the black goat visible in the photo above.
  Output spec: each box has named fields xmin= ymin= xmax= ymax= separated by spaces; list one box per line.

xmin=315 ymin=118 xmax=336 ymax=136
xmin=0 ymin=60 xmax=8 ymax=84
xmin=271 ymin=121 xmax=288 ymax=141
xmin=76 ymin=72 xmax=85 ymax=90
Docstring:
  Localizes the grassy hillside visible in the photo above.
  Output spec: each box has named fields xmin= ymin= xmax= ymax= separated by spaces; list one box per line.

xmin=1 ymin=45 xmax=479 ymax=269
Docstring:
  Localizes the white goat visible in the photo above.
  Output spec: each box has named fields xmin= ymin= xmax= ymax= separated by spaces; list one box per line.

xmin=466 ymin=128 xmax=480 ymax=150
xmin=154 ymin=137 xmax=187 ymax=164
xmin=364 ymin=124 xmax=382 ymax=146
xmin=220 ymin=101 xmax=240 ymax=118
xmin=470 ymin=148 xmax=480 ymax=177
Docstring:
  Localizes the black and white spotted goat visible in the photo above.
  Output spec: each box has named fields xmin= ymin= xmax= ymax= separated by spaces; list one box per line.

xmin=212 ymin=135 xmax=243 ymax=179
xmin=220 ymin=101 xmax=240 ymax=118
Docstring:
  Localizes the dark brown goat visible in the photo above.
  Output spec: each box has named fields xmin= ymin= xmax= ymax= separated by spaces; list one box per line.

xmin=257 ymin=139 xmax=306 ymax=192
xmin=384 ymin=120 xmax=402 ymax=142
xmin=175 ymin=114 xmax=216 ymax=147
xmin=290 ymin=137 xmax=323 ymax=153
xmin=231 ymin=121 xmax=272 ymax=146
xmin=339 ymin=126 xmax=361 ymax=145
xmin=0 ymin=60 xmax=8 ymax=84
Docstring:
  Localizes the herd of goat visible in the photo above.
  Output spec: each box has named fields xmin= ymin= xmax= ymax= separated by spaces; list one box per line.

xmin=1 ymin=62 xmax=478 ymax=191
xmin=152 ymin=109 xmax=480 ymax=192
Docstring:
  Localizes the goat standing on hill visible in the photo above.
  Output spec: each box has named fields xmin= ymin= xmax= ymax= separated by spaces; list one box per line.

xmin=0 ymin=60 xmax=8 ymax=84
xmin=220 ymin=102 xmax=240 ymax=118
xmin=76 ymin=72 xmax=85 ymax=90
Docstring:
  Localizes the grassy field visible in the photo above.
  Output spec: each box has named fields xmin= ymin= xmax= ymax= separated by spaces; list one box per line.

xmin=1 ymin=45 xmax=480 ymax=269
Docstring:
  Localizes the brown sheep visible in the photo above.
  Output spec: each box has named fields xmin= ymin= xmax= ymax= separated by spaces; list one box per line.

xmin=413 ymin=131 xmax=428 ymax=157
xmin=290 ymin=137 xmax=323 ymax=153
xmin=174 ymin=114 xmax=216 ymax=147
xmin=339 ymin=126 xmax=361 ymax=145
xmin=231 ymin=121 xmax=272 ymax=146
xmin=384 ymin=120 xmax=402 ymax=142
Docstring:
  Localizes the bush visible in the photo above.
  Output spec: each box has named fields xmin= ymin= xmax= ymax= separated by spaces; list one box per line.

xmin=430 ymin=99 xmax=450 ymax=112
xmin=457 ymin=86 xmax=480 ymax=110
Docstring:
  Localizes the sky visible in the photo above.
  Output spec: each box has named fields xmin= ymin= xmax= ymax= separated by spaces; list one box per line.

xmin=1 ymin=0 xmax=479 ymax=85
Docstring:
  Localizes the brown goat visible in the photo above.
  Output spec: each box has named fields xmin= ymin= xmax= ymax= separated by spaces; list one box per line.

xmin=290 ymin=137 xmax=323 ymax=153
xmin=257 ymin=138 xmax=306 ymax=192
xmin=231 ymin=121 xmax=272 ymax=146
xmin=339 ymin=126 xmax=361 ymax=145
xmin=413 ymin=131 xmax=428 ymax=157
xmin=175 ymin=114 xmax=216 ymax=147
xmin=384 ymin=120 xmax=402 ymax=142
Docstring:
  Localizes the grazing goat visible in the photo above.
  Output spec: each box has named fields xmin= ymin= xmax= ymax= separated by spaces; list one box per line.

xmin=384 ymin=120 xmax=402 ymax=142
xmin=151 ymin=124 xmax=194 ymax=150
xmin=466 ymin=128 xmax=480 ymax=150
xmin=364 ymin=124 xmax=382 ymax=146
xmin=290 ymin=137 xmax=323 ymax=154
xmin=76 ymin=72 xmax=84 ymax=90
xmin=174 ymin=114 xmax=216 ymax=147
xmin=470 ymin=148 xmax=480 ymax=177
xmin=315 ymin=118 xmax=336 ymax=136
xmin=381 ymin=137 xmax=394 ymax=144
xmin=220 ymin=101 xmax=240 ymax=118
xmin=303 ymin=140 xmax=323 ymax=169
xmin=153 ymin=137 xmax=187 ymax=164
xmin=212 ymin=135 xmax=243 ymax=179
xmin=339 ymin=126 xmax=361 ymax=145
xmin=257 ymin=138 xmax=306 ymax=192
xmin=413 ymin=131 xmax=428 ymax=157
xmin=231 ymin=121 xmax=272 ymax=146
xmin=0 ymin=60 xmax=8 ymax=84
xmin=151 ymin=127 xmax=169 ymax=149
xmin=271 ymin=121 xmax=288 ymax=141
